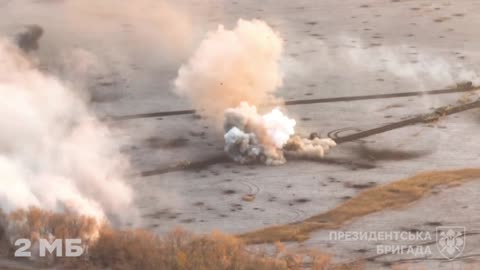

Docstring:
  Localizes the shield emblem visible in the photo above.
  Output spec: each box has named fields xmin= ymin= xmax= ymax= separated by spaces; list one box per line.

xmin=436 ymin=226 xmax=465 ymax=260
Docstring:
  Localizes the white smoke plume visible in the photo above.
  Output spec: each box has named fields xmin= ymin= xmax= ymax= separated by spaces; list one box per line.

xmin=175 ymin=19 xmax=336 ymax=164
xmin=0 ymin=39 xmax=133 ymax=228
xmin=174 ymin=19 xmax=284 ymax=123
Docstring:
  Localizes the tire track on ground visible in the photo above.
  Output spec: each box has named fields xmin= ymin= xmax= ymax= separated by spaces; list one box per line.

xmin=109 ymin=85 xmax=478 ymax=121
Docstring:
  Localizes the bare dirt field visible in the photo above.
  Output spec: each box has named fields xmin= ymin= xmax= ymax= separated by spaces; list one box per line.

xmin=1 ymin=0 xmax=480 ymax=269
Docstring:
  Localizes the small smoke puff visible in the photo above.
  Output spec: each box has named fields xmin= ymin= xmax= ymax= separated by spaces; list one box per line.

xmin=15 ymin=25 xmax=43 ymax=53
xmin=174 ymin=19 xmax=284 ymax=123
xmin=284 ymin=135 xmax=337 ymax=160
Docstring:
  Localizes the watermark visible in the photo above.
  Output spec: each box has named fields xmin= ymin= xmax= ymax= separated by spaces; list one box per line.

xmin=329 ymin=230 xmax=433 ymax=242
xmin=14 ymin=238 xmax=84 ymax=258
xmin=329 ymin=226 xmax=466 ymax=260
xmin=437 ymin=226 xmax=465 ymax=260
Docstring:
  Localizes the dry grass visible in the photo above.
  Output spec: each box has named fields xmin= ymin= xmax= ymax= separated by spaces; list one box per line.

xmin=88 ymin=228 xmax=334 ymax=270
xmin=0 ymin=217 xmax=7 ymax=258
xmin=0 ymin=209 xmax=340 ymax=270
xmin=4 ymin=168 xmax=477 ymax=269
xmin=0 ymin=208 xmax=100 ymax=268
xmin=239 ymin=168 xmax=480 ymax=244
xmin=4 ymin=208 xmax=99 ymax=241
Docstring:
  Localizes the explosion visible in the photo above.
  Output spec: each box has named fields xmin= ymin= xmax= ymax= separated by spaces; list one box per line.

xmin=175 ymin=19 xmax=336 ymax=164
xmin=224 ymin=102 xmax=296 ymax=165
xmin=174 ymin=19 xmax=284 ymax=123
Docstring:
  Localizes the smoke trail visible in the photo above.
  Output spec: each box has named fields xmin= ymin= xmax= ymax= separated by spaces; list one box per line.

xmin=0 ymin=39 xmax=134 ymax=229
xmin=342 ymin=38 xmax=480 ymax=87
